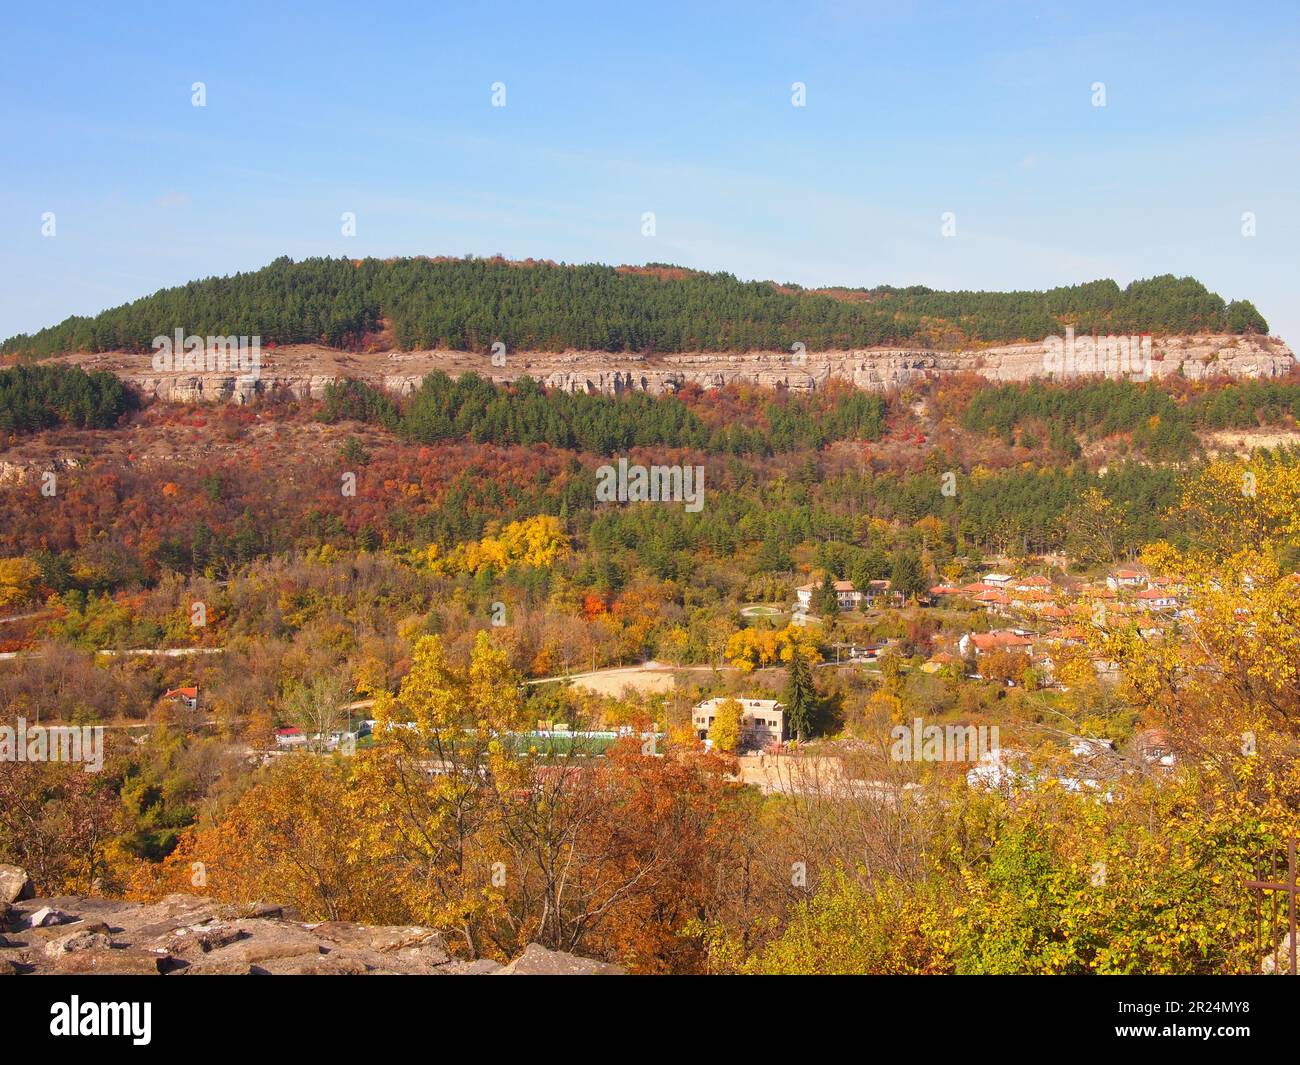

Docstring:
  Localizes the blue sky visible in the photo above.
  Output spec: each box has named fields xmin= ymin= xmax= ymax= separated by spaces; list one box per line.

xmin=2 ymin=0 xmax=1297 ymax=344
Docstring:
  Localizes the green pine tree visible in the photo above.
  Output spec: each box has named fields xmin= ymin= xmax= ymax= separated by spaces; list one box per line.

xmin=814 ymin=572 xmax=840 ymax=618
xmin=890 ymin=549 xmax=927 ymax=603
xmin=784 ymin=647 xmax=819 ymax=743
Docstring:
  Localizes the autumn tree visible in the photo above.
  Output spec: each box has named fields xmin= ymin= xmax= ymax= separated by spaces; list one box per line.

xmin=557 ymin=745 xmax=747 ymax=972
xmin=0 ymin=759 xmax=123 ymax=895
xmin=282 ymin=672 xmax=351 ymax=753
xmin=129 ymin=753 xmax=406 ymax=923
xmin=1061 ymin=487 xmax=1125 ymax=564
xmin=708 ymin=697 xmax=743 ymax=753
xmin=365 ymin=630 xmax=530 ymax=956
xmin=726 ymin=623 xmax=821 ymax=672
xmin=0 ymin=556 xmax=41 ymax=609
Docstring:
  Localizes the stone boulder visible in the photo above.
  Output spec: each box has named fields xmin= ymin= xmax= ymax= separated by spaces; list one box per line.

xmin=0 ymin=894 xmax=624 ymax=976
xmin=27 ymin=906 xmax=74 ymax=928
xmin=496 ymin=943 xmax=627 ymax=976
xmin=44 ymin=923 xmax=113 ymax=957
xmin=0 ymin=866 xmax=33 ymax=905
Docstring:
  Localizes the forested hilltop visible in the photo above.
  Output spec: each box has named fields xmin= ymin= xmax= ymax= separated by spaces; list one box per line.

xmin=1 ymin=256 xmax=1269 ymax=357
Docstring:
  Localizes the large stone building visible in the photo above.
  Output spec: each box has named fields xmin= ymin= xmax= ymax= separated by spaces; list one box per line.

xmin=692 ymin=697 xmax=785 ymax=750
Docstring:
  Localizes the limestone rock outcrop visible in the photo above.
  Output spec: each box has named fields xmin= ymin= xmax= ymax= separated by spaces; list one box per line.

xmin=56 ymin=334 xmax=1294 ymax=405
xmin=0 ymin=883 xmax=624 ymax=976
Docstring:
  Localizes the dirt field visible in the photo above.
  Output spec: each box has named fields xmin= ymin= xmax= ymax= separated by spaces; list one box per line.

xmin=1202 ymin=428 xmax=1300 ymax=457
xmin=544 ymin=665 xmax=679 ymax=697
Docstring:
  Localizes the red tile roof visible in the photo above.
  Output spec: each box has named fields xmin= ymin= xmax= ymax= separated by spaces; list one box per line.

xmin=1047 ymin=626 xmax=1088 ymax=641
xmin=969 ymin=632 xmax=1033 ymax=651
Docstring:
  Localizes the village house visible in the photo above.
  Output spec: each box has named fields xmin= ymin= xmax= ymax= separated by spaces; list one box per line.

xmin=1081 ymin=585 xmax=1118 ymax=601
xmin=793 ymin=577 xmax=899 ymax=613
xmin=1010 ymin=588 xmax=1053 ymax=611
xmin=1133 ymin=727 xmax=1176 ymax=771
xmin=163 ymin=686 xmax=199 ymax=712
xmin=980 ymin=573 xmax=1016 ymax=587
xmin=692 ymin=697 xmax=785 ymax=749
xmin=958 ymin=630 xmax=1036 ymax=658
xmin=1107 ymin=569 xmax=1147 ymax=591
xmin=970 ymin=588 xmax=1012 ymax=615
xmin=1135 ymin=588 xmax=1179 ymax=611
xmin=832 ymin=580 xmax=864 ymax=610
xmin=1044 ymin=626 xmax=1088 ymax=646
xmin=958 ymin=577 xmax=1009 ymax=593
xmin=829 ymin=640 xmax=885 ymax=663
xmin=920 ymin=651 xmax=961 ymax=674
xmin=929 ymin=584 xmax=964 ymax=599
xmin=863 ymin=579 xmax=901 ymax=606
xmin=795 ymin=579 xmax=863 ymax=612
xmin=274 ymin=726 xmax=307 ymax=748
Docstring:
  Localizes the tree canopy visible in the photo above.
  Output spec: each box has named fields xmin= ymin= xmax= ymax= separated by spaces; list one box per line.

xmin=1 ymin=257 xmax=1269 ymax=358
xmin=0 ymin=363 xmax=135 ymax=434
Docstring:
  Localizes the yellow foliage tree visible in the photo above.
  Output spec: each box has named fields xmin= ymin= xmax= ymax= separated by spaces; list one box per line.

xmin=726 ymin=624 xmax=821 ymax=671
xmin=708 ymin=698 xmax=743 ymax=753
xmin=431 ymin=515 xmax=569 ymax=577
xmin=1176 ymin=458 xmax=1300 ymax=561
xmin=127 ymin=753 xmax=406 ymax=924
xmin=1098 ymin=456 xmax=1300 ymax=772
xmin=0 ymin=556 xmax=42 ymax=609
xmin=365 ymin=630 xmax=530 ymax=952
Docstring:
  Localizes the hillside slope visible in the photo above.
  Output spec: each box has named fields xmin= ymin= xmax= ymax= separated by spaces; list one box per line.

xmin=51 ymin=332 xmax=1295 ymax=404
xmin=2 ymin=256 xmax=1272 ymax=358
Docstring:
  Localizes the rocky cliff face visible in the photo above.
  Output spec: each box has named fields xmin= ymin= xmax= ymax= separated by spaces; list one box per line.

xmin=57 ymin=334 xmax=1295 ymax=404
xmin=0 ymin=867 xmax=623 ymax=976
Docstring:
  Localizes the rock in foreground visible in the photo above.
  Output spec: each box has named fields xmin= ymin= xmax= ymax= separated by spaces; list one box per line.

xmin=0 ymin=865 xmax=34 ymax=906
xmin=0 ymin=888 xmax=624 ymax=976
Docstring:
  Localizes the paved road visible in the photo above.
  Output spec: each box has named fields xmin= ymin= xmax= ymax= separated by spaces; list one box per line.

xmin=0 ymin=646 xmax=225 ymax=661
